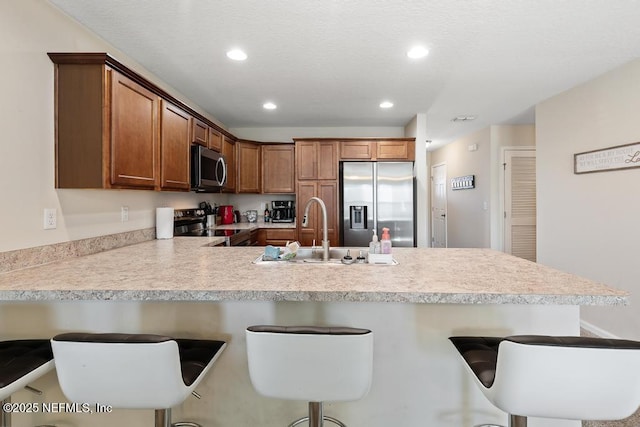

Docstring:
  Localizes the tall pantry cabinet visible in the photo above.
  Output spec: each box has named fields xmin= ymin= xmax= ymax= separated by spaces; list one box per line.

xmin=294 ymin=139 xmax=339 ymax=247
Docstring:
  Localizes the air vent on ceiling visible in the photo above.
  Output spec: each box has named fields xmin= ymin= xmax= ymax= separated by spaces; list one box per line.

xmin=451 ymin=115 xmax=477 ymax=122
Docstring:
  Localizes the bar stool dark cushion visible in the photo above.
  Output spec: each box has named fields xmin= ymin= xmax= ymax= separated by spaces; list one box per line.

xmin=246 ymin=325 xmax=374 ymax=427
xmin=53 ymin=333 xmax=224 ymax=387
xmin=449 ymin=335 xmax=640 ymax=421
xmin=0 ymin=340 xmax=54 ymax=399
xmin=52 ymin=332 xmax=226 ymax=409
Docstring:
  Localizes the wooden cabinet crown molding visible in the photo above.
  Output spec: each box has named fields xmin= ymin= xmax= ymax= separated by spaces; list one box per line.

xmin=48 ymin=52 xmax=233 ymax=141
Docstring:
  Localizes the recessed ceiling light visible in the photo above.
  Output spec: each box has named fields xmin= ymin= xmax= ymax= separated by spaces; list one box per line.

xmin=407 ymin=46 xmax=429 ymax=59
xmin=379 ymin=101 xmax=394 ymax=109
xmin=226 ymin=49 xmax=247 ymax=61
xmin=263 ymin=102 xmax=277 ymax=110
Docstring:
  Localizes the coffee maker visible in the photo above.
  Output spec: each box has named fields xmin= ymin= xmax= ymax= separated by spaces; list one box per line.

xmin=271 ymin=201 xmax=295 ymax=223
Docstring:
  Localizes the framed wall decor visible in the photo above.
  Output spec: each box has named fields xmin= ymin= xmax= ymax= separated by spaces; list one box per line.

xmin=574 ymin=141 xmax=640 ymax=174
xmin=451 ymin=175 xmax=475 ymax=190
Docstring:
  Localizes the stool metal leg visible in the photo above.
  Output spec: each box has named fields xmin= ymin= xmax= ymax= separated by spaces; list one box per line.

xmin=508 ymin=414 xmax=527 ymax=427
xmin=288 ymin=401 xmax=347 ymax=427
xmin=309 ymin=402 xmax=322 ymax=427
xmin=1 ymin=397 xmax=11 ymax=427
xmin=155 ymin=408 xmax=171 ymax=427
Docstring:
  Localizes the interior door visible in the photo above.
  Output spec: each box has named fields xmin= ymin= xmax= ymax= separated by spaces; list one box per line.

xmin=431 ymin=163 xmax=447 ymax=248
xmin=504 ymin=149 xmax=536 ymax=261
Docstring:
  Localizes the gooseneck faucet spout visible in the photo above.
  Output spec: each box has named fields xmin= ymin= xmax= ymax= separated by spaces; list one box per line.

xmin=302 ymin=197 xmax=329 ymax=261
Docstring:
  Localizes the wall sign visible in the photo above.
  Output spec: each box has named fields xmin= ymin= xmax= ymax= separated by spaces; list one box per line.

xmin=574 ymin=141 xmax=640 ymax=174
xmin=451 ymin=175 xmax=475 ymax=190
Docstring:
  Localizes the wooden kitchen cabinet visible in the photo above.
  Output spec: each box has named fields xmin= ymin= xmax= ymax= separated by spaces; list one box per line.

xmin=222 ymin=135 xmax=237 ymax=193
xmin=159 ymin=100 xmax=191 ymax=190
xmin=191 ymin=117 xmax=208 ymax=146
xmin=294 ymin=139 xmax=339 ymax=245
xmin=262 ymin=144 xmax=295 ymax=194
xmin=49 ymin=52 xmax=232 ymax=192
xmin=258 ymin=228 xmax=297 ymax=246
xmin=295 ymin=141 xmax=317 ymax=180
xmin=376 ymin=139 xmax=415 ymax=160
xmin=340 ymin=140 xmax=373 ymax=160
xmin=296 ymin=181 xmax=338 ymax=247
xmin=51 ymin=55 xmax=161 ymax=189
xmin=237 ymin=140 xmax=261 ymax=193
xmin=208 ymin=127 xmax=223 ymax=152
xmin=294 ymin=140 xmax=338 ymax=180
xmin=110 ymin=72 xmax=160 ymax=189
xmin=339 ymin=138 xmax=416 ymax=161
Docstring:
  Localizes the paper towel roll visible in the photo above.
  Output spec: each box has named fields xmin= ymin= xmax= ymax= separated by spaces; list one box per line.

xmin=156 ymin=207 xmax=174 ymax=239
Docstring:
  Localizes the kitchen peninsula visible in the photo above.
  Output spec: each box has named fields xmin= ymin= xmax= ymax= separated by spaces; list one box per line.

xmin=0 ymin=240 xmax=625 ymax=303
xmin=0 ymin=241 xmax=627 ymax=427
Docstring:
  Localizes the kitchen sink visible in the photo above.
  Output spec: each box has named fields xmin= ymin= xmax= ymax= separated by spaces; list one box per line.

xmin=252 ymin=247 xmax=397 ymax=265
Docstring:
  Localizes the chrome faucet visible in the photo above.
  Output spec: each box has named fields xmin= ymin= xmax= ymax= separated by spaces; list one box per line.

xmin=301 ymin=197 xmax=329 ymax=261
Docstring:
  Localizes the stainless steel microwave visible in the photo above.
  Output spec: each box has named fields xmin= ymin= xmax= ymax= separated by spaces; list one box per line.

xmin=191 ymin=145 xmax=227 ymax=192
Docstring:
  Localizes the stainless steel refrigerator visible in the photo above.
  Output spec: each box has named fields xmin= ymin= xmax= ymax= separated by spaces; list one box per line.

xmin=340 ymin=162 xmax=416 ymax=247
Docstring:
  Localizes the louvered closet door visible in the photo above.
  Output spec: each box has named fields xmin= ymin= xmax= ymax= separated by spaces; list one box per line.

xmin=504 ymin=150 xmax=536 ymax=261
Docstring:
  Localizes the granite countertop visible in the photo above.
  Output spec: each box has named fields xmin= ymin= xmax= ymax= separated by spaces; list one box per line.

xmin=0 ymin=238 xmax=627 ymax=305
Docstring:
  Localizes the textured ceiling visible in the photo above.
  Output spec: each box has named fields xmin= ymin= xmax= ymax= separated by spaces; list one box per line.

xmin=49 ymin=0 xmax=640 ymax=146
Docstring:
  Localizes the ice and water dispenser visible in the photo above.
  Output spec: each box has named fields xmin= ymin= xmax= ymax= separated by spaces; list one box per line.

xmin=349 ymin=205 xmax=368 ymax=229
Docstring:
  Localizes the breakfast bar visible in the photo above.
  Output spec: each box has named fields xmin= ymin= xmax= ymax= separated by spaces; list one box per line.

xmin=0 ymin=240 xmax=625 ymax=304
xmin=0 ymin=240 xmax=627 ymax=427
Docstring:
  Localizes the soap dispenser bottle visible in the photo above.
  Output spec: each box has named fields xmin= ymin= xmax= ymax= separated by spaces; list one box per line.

xmin=380 ymin=227 xmax=392 ymax=254
xmin=369 ymin=229 xmax=380 ymax=254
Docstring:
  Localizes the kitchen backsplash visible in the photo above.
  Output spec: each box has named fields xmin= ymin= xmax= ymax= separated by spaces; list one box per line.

xmin=0 ymin=228 xmax=155 ymax=274
xmin=227 ymin=194 xmax=295 ymax=220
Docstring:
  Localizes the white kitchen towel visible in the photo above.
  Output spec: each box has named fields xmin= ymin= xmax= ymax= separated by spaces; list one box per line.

xmin=156 ymin=207 xmax=174 ymax=239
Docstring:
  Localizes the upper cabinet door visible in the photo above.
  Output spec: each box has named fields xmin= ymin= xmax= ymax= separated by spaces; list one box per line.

xmin=317 ymin=141 xmax=338 ymax=180
xmin=262 ymin=144 xmax=295 ymax=194
xmin=222 ymin=136 xmax=237 ymax=193
xmin=209 ymin=127 xmax=223 ymax=152
xmin=340 ymin=141 xmax=373 ymax=160
xmin=295 ymin=140 xmax=338 ymax=180
xmin=110 ymin=71 xmax=159 ymax=189
xmin=296 ymin=141 xmax=318 ymax=180
xmin=376 ymin=140 xmax=415 ymax=161
xmin=237 ymin=141 xmax=261 ymax=193
xmin=159 ymin=100 xmax=191 ymax=191
xmin=191 ymin=118 xmax=208 ymax=146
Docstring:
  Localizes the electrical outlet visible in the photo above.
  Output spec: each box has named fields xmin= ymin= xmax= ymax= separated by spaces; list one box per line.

xmin=121 ymin=206 xmax=129 ymax=222
xmin=44 ymin=208 xmax=57 ymax=229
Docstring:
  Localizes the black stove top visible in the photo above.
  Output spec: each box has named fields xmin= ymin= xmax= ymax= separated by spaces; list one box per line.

xmin=172 ymin=208 xmax=255 ymax=245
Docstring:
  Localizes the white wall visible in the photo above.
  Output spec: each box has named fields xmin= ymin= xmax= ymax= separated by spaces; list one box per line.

xmin=430 ymin=128 xmax=492 ymax=248
xmin=536 ymin=58 xmax=640 ymax=339
xmin=0 ymin=1 xmax=228 ymax=252
xmin=427 ymin=125 xmax=534 ymax=249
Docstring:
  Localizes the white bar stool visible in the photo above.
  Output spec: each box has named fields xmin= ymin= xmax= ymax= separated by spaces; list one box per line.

xmin=51 ymin=333 xmax=226 ymax=427
xmin=246 ymin=325 xmax=373 ymax=427
xmin=449 ymin=335 xmax=640 ymax=427
xmin=1 ymin=340 xmax=55 ymax=427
